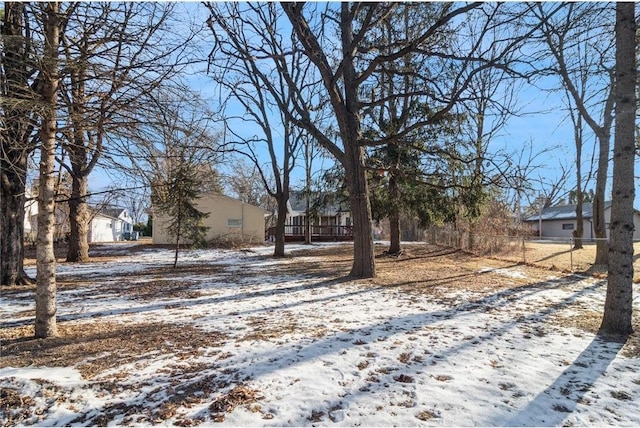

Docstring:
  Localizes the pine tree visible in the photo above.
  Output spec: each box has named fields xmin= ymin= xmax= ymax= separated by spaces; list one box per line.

xmin=155 ymin=162 xmax=210 ymax=268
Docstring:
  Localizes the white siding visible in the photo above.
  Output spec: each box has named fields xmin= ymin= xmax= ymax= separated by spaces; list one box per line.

xmin=90 ymin=217 xmax=115 ymax=242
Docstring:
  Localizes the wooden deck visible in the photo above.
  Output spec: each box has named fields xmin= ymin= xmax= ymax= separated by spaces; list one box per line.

xmin=266 ymin=225 xmax=353 ymax=242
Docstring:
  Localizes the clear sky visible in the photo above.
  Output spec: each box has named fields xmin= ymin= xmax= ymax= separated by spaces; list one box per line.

xmin=87 ymin=3 xmax=639 ymax=212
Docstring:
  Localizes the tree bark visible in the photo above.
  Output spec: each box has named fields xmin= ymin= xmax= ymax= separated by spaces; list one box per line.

xmin=593 ymin=145 xmax=609 ymax=264
xmin=66 ymin=175 xmax=90 ymax=262
xmin=387 ymin=172 xmax=401 ymax=255
xmin=35 ymin=2 xmax=61 ymax=338
xmin=340 ymin=4 xmax=375 ymax=278
xmin=344 ymin=144 xmax=375 ymax=278
xmin=599 ymin=2 xmax=635 ymax=338
xmin=0 ymin=155 xmax=32 ymax=286
xmin=274 ymin=193 xmax=288 ymax=257
xmin=1 ymin=2 xmax=36 ymax=286
xmin=65 ymin=65 xmax=91 ymax=262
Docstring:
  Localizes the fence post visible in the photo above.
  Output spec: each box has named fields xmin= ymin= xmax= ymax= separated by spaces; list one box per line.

xmin=489 ymin=235 xmax=493 ymax=257
xmin=522 ymin=237 xmax=526 ymax=264
xmin=569 ymin=238 xmax=573 ymax=272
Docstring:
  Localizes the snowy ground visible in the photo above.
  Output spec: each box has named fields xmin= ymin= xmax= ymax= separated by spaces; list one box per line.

xmin=1 ymin=242 xmax=639 ymax=427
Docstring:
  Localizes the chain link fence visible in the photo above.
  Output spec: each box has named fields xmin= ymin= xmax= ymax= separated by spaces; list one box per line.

xmin=427 ymin=229 xmax=616 ymax=273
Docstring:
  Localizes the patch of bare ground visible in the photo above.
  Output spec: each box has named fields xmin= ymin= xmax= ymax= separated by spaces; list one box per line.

xmin=291 ymin=244 xmax=529 ymax=292
xmin=1 ymin=321 xmax=238 ymax=426
xmin=239 ymin=313 xmax=299 ymax=342
xmin=0 ymin=322 xmax=226 ymax=379
xmin=548 ymin=310 xmax=640 ymax=359
xmin=485 ymin=241 xmax=640 ymax=282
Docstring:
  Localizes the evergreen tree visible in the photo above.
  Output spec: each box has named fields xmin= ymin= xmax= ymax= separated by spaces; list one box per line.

xmin=154 ymin=161 xmax=209 ymax=268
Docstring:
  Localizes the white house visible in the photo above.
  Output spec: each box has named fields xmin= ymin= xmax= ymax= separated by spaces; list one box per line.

xmin=89 ymin=208 xmax=134 ymax=242
xmin=524 ymin=201 xmax=640 ymax=241
xmin=23 ymin=191 xmax=38 ymax=241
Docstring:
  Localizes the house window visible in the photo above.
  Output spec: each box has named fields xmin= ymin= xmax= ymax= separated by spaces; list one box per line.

xmin=562 ymin=223 xmax=574 ymax=230
xmin=227 ymin=219 xmax=242 ymax=228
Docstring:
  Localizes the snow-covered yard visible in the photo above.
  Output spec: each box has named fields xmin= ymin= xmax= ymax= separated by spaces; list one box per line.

xmin=1 ymin=242 xmax=638 ymax=426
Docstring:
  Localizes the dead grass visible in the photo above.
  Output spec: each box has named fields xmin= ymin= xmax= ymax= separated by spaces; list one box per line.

xmin=1 ymin=321 xmax=227 ymax=380
xmin=487 ymin=241 xmax=640 ymax=282
xmin=209 ymin=385 xmax=263 ymax=422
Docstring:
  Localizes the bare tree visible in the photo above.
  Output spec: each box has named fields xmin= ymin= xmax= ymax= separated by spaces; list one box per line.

xmin=565 ymin=94 xmax=588 ymax=249
xmin=57 ymin=2 xmax=191 ymax=262
xmin=535 ymin=3 xmax=615 ymax=264
xmin=35 ymin=2 xmax=65 ymax=338
xmin=459 ymin=47 xmax=522 ymax=251
xmin=109 ymin=86 xmax=222 ymax=204
xmin=205 ymin=4 xmax=312 ymax=256
xmin=222 ymin=159 xmax=272 ymax=208
xmin=599 ymin=2 xmax=636 ymax=338
xmin=1 ymin=2 xmax=39 ymax=286
xmin=301 ymin=133 xmax=327 ymax=245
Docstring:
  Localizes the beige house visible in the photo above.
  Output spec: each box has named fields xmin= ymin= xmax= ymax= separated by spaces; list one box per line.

xmin=152 ymin=193 xmax=266 ymax=245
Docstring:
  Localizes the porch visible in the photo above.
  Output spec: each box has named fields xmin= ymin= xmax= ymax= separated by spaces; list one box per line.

xmin=266 ymin=222 xmax=353 ymax=242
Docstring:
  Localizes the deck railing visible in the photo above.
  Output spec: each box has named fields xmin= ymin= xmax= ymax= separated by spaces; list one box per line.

xmin=266 ymin=224 xmax=353 ymax=242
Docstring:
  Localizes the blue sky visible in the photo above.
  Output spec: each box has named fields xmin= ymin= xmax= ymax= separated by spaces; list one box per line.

xmin=88 ymin=3 xmax=639 ymax=211
xmin=91 ymin=77 xmax=639 ymax=211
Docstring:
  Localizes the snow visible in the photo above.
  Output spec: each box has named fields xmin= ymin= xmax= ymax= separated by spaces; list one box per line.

xmin=2 ymin=242 xmax=639 ymax=427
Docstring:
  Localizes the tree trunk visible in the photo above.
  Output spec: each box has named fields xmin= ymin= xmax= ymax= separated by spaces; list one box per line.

xmin=304 ymin=144 xmax=312 ymax=245
xmin=0 ymin=152 xmax=33 ymax=286
xmin=173 ymin=205 xmax=182 ymax=268
xmin=1 ymin=2 xmax=35 ymax=287
xmin=574 ymin=198 xmax=584 ymax=250
xmin=340 ymin=4 xmax=374 ymax=279
xmin=35 ymin=2 xmax=61 ymax=339
xmin=66 ymin=64 xmax=91 ymax=262
xmin=274 ymin=194 xmax=288 ymax=257
xmin=304 ymin=206 xmax=312 ymax=245
xmin=66 ymin=176 xmax=90 ymax=262
xmin=387 ymin=173 xmax=401 ymax=255
xmin=574 ymin=117 xmax=584 ymax=250
xmin=593 ymin=170 xmax=609 ymax=264
xmin=599 ymin=2 xmax=635 ymax=338
xmin=173 ymin=239 xmax=179 ymax=268
xmin=345 ymin=145 xmax=375 ymax=278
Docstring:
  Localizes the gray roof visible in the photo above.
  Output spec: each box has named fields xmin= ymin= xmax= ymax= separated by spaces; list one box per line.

xmin=524 ymin=201 xmax=612 ymax=222
xmin=93 ymin=207 xmax=129 ymax=220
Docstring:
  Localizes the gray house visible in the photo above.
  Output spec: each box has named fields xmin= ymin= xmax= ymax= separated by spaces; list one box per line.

xmin=523 ymin=201 xmax=640 ymax=240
